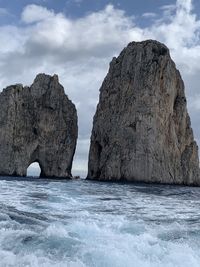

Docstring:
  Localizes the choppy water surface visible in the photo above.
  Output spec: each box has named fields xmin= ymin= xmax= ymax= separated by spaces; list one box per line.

xmin=0 ymin=178 xmax=200 ymax=267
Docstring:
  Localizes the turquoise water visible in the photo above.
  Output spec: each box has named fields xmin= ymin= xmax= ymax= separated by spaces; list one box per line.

xmin=0 ymin=178 xmax=200 ymax=266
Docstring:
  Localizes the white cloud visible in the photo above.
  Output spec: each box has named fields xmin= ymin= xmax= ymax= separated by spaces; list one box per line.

xmin=142 ymin=12 xmax=157 ymax=18
xmin=22 ymin=4 xmax=55 ymax=23
xmin=177 ymin=0 xmax=193 ymax=13
xmin=160 ymin=4 xmax=176 ymax=11
xmin=145 ymin=0 xmax=200 ymax=50
xmin=0 ymin=0 xmax=200 ymax=176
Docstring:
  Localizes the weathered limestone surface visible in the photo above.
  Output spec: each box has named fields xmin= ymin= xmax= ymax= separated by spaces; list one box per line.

xmin=87 ymin=40 xmax=200 ymax=185
xmin=0 ymin=74 xmax=77 ymax=178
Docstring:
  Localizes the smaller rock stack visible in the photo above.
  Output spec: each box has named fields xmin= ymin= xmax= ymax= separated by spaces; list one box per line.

xmin=0 ymin=73 xmax=78 ymax=178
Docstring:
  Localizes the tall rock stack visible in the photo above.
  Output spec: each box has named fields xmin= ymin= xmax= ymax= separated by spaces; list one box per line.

xmin=0 ymin=73 xmax=78 ymax=178
xmin=87 ymin=40 xmax=200 ymax=185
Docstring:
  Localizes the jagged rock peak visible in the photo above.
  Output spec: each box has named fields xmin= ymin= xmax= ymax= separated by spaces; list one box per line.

xmin=0 ymin=73 xmax=78 ymax=178
xmin=87 ymin=40 xmax=200 ymax=185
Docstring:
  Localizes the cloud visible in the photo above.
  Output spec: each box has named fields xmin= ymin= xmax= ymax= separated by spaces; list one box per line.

xmin=0 ymin=8 xmax=10 ymax=17
xmin=22 ymin=4 xmax=55 ymax=23
xmin=0 ymin=0 xmax=200 ymax=176
xmin=192 ymin=97 xmax=200 ymax=110
xmin=142 ymin=12 xmax=157 ymax=18
xmin=21 ymin=4 xmax=139 ymax=58
xmin=74 ymin=0 xmax=83 ymax=4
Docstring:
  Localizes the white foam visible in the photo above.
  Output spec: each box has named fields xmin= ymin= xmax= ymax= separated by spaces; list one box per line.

xmin=0 ymin=179 xmax=199 ymax=266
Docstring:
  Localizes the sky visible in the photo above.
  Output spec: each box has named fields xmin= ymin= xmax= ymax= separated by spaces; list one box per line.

xmin=0 ymin=0 xmax=199 ymax=177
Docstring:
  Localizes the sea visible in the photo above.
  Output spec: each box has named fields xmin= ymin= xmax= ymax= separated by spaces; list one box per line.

xmin=0 ymin=177 xmax=200 ymax=267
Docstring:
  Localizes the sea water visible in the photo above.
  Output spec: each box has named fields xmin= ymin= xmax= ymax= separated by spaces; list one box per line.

xmin=0 ymin=177 xmax=200 ymax=267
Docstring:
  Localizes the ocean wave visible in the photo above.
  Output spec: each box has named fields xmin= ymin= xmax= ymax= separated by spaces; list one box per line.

xmin=0 ymin=179 xmax=199 ymax=266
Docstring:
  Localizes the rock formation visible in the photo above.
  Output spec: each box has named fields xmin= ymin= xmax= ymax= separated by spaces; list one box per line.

xmin=0 ymin=74 xmax=77 ymax=178
xmin=87 ymin=40 xmax=200 ymax=185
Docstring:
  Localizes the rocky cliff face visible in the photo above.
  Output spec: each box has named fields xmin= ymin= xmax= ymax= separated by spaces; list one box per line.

xmin=87 ymin=40 xmax=200 ymax=185
xmin=0 ymin=73 xmax=78 ymax=178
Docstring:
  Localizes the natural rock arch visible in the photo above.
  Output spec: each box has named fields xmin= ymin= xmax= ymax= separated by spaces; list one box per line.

xmin=0 ymin=74 xmax=78 ymax=178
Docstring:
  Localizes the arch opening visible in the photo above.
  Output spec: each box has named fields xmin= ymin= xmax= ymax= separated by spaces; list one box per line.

xmin=27 ymin=162 xmax=41 ymax=178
